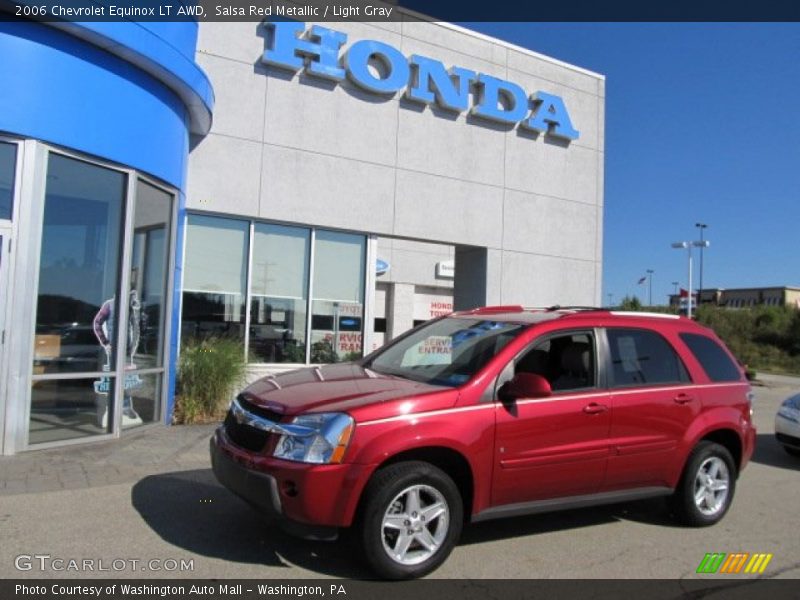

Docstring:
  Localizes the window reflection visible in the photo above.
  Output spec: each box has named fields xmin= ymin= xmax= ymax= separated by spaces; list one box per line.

xmin=180 ymin=215 xmax=368 ymax=365
xmin=0 ymin=142 xmax=16 ymax=220
xmin=34 ymin=154 xmax=125 ymax=376
xmin=130 ymin=181 xmax=172 ymax=370
xmin=249 ymin=223 xmax=309 ymax=363
xmin=310 ymin=231 xmax=366 ymax=363
xmin=29 ymin=378 xmax=116 ymax=444
xmin=181 ymin=215 xmax=248 ymax=344
xmin=30 ymin=154 xmax=127 ymax=442
xmin=121 ymin=373 xmax=162 ymax=430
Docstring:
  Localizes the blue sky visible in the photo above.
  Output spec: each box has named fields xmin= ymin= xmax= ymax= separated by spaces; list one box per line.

xmin=464 ymin=23 xmax=800 ymax=306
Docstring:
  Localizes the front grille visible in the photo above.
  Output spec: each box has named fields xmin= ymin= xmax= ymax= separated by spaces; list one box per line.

xmin=223 ymin=395 xmax=285 ymax=453
xmin=236 ymin=394 xmax=284 ymax=422
xmin=224 ymin=411 xmax=270 ymax=452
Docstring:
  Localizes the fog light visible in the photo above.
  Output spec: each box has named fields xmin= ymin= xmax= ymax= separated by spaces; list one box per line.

xmin=281 ymin=480 xmax=298 ymax=497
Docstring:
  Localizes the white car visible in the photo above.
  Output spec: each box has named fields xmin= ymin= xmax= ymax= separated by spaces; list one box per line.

xmin=775 ymin=393 xmax=800 ymax=457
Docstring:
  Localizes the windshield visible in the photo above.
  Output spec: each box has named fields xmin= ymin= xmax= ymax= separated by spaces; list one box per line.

xmin=365 ymin=317 xmax=525 ymax=387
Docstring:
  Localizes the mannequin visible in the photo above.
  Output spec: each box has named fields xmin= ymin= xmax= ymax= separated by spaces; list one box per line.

xmin=92 ymin=287 xmax=143 ymax=428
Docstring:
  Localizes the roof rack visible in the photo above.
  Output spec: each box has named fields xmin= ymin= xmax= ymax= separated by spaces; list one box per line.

xmin=608 ymin=311 xmax=681 ymax=320
xmin=468 ymin=305 xmax=525 ymax=313
xmin=543 ymin=305 xmax=605 ymax=312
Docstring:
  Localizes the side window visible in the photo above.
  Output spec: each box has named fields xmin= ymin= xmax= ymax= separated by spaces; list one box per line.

xmin=607 ymin=328 xmax=690 ymax=387
xmin=679 ymin=333 xmax=742 ymax=382
xmin=515 ymin=332 xmax=596 ymax=392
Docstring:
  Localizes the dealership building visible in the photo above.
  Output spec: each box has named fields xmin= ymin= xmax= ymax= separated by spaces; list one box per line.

xmin=0 ymin=14 xmax=605 ymax=454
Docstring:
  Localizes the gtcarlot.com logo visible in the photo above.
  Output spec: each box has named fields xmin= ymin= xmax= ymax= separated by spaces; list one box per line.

xmin=14 ymin=554 xmax=194 ymax=572
xmin=696 ymin=552 xmax=773 ymax=574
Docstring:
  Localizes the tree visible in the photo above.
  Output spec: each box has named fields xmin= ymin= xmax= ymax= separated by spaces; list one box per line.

xmin=619 ymin=295 xmax=642 ymax=311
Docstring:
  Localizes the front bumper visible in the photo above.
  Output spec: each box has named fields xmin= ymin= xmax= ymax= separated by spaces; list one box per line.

xmin=210 ymin=437 xmax=283 ymax=517
xmin=775 ymin=410 xmax=800 ymax=449
xmin=210 ymin=427 xmax=374 ymax=530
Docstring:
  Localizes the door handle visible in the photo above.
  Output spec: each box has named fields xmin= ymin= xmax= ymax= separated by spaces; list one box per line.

xmin=583 ymin=402 xmax=608 ymax=414
xmin=674 ymin=393 xmax=694 ymax=404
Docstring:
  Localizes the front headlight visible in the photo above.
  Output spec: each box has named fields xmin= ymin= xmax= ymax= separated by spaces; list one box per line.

xmin=273 ymin=413 xmax=355 ymax=464
xmin=777 ymin=406 xmax=800 ymax=424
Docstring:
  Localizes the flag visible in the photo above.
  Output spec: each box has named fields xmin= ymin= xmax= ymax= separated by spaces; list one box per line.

xmin=637 ymin=276 xmax=647 ymax=285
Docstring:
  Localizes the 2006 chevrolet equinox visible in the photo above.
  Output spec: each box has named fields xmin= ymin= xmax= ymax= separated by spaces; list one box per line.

xmin=210 ymin=306 xmax=756 ymax=579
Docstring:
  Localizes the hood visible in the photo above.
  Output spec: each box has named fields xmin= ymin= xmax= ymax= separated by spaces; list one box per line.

xmin=240 ymin=363 xmax=455 ymax=417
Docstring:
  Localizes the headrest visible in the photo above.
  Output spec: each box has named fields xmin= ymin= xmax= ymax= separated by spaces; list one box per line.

xmin=561 ymin=343 xmax=590 ymax=374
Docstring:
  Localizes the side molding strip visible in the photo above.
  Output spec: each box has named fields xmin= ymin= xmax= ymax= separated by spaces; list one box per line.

xmin=472 ymin=486 xmax=673 ymax=522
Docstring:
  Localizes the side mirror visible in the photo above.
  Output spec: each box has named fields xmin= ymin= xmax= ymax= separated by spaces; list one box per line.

xmin=499 ymin=372 xmax=552 ymax=402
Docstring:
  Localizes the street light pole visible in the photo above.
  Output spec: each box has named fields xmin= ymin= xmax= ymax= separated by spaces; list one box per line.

xmin=695 ymin=223 xmax=708 ymax=304
xmin=672 ymin=240 xmax=710 ymax=319
xmin=687 ymin=252 xmax=693 ymax=318
xmin=646 ymin=269 xmax=654 ymax=306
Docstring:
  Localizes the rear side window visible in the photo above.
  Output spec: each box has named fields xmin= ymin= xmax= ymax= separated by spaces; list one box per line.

xmin=607 ymin=328 xmax=690 ymax=387
xmin=679 ymin=333 xmax=742 ymax=382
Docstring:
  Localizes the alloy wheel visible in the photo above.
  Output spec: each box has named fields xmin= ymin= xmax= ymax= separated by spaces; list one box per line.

xmin=693 ymin=456 xmax=730 ymax=516
xmin=380 ymin=484 xmax=450 ymax=566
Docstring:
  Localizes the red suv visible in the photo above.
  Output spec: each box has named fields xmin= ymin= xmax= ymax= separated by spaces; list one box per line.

xmin=211 ymin=307 xmax=756 ymax=579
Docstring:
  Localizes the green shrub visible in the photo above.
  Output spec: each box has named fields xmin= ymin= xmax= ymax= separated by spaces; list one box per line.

xmin=310 ymin=339 xmax=337 ymax=364
xmin=694 ymin=305 xmax=800 ymax=375
xmin=175 ymin=337 xmax=246 ymax=424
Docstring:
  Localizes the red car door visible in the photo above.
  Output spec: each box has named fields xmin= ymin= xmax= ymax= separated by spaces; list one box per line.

xmin=602 ymin=327 xmax=700 ymax=490
xmin=492 ymin=330 xmax=612 ymax=506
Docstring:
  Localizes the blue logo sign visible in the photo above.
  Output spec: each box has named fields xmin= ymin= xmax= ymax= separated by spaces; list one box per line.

xmin=262 ymin=22 xmax=579 ymax=141
xmin=376 ymin=258 xmax=390 ymax=275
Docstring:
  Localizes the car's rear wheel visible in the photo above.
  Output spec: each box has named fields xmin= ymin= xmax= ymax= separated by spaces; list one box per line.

xmin=671 ymin=441 xmax=736 ymax=527
xmin=356 ymin=461 xmax=462 ymax=579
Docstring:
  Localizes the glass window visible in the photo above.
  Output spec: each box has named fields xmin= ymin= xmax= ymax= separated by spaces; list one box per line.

xmin=34 ymin=154 xmax=126 ymax=376
xmin=29 ymin=378 xmax=116 ymax=444
xmin=129 ymin=181 xmax=172 ymax=371
xmin=121 ymin=181 xmax=173 ymax=430
xmin=366 ymin=317 xmax=524 ymax=387
xmin=607 ymin=328 xmax=690 ymax=387
xmin=182 ymin=215 xmax=248 ymax=344
xmin=31 ymin=153 xmax=127 ymax=442
xmin=310 ymin=231 xmax=366 ymax=363
xmin=516 ymin=332 xmax=596 ymax=392
xmin=0 ymin=141 xmax=16 ymax=220
xmin=249 ymin=223 xmax=309 ymax=363
xmin=679 ymin=333 xmax=742 ymax=382
xmin=121 ymin=372 xmax=162 ymax=430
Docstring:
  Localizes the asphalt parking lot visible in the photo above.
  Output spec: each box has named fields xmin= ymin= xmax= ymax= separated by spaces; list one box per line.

xmin=0 ymin=375 xmax=798 ymax=580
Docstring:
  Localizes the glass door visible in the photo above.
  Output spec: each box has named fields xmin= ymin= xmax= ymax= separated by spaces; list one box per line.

xmin=119 ymin=179 xmax=173 ymax=430
xmin=28 ymin=153 xmax=126 ymax=445
xmin=27 ymin=150 xmax=175 ymax=447
xmin=0 ymin=226 xmax=11 ymax=450
xmin=0 ymin=139 xmax=18 ymax=453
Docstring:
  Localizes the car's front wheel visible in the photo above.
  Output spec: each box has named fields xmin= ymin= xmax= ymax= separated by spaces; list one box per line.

xmin=356 ymin=461 xmax=463 ymax=579
xmin=671 ymin=441 xmax=736 ymax=527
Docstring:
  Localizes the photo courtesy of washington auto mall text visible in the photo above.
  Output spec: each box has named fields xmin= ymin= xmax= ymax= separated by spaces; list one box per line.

xmin=11 ymin=583 xmax=349 ymax=599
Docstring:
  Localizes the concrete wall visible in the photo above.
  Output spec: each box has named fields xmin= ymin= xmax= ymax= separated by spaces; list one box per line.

xmin=189 ymin=18 xmax=605 ymax=306
xmin=376 ymin=237 xmax=454 ymax=289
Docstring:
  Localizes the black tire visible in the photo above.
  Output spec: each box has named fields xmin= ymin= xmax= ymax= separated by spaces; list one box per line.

xmin=671 ymin=441 xmax=736 ymax=527
xmin=783 ymin=445 xmax=800 ymax=458
xmin=355 ymin=461 xmax=463 ymax=580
